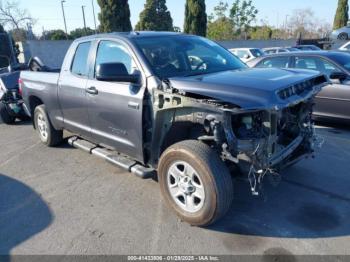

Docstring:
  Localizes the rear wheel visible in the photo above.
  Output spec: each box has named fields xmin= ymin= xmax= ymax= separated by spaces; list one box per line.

xmin=0 ymin=103 xmax=16 ymax=124
xmin=338 ymin=33 xmax=348 ymax=40
xmin=158 ymin=140 xmax=233 ymax=226
xmin=34 ymin=105 xmax=63 ymax=146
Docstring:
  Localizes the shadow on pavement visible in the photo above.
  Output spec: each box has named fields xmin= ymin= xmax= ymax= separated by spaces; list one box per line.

xmin=209 ymin=125 xmax=350 ymax=238
xmin=0 ymin=174 xmax=53 ymax=255
xmin=0 ymin=118 xmax=32 ymax=126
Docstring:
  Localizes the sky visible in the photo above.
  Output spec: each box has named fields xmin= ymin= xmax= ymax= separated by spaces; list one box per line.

xmin=11 ymin=0 xmax=339 ymax=35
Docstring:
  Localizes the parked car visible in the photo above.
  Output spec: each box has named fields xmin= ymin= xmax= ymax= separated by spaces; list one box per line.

xmin=263 ymin=47 xmax=299 ymax=54
xmin=229 ymin=48 xmax=265 ymax=63
xmin=248 ymin=51 xmax=350 ymax=121
xmin=21 ymin=32 xmax=327 ymax=226
xmin=293 ymin=45 xmax=322 ymax=51
xmin=331 ymin=25 xmax=350 ymax=40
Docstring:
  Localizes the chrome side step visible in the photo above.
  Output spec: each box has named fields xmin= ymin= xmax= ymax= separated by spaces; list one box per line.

xmin=68 ymin=137 xmax=155 ymax=179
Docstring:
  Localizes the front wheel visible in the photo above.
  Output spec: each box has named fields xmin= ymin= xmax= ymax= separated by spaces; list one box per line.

xmin=0 ymin=102 xmax=16 ymax=124
xmin=158 ymin=140 xmax=233 ymax=226
xmin=34 ymin=105 xmax=63 ymax=146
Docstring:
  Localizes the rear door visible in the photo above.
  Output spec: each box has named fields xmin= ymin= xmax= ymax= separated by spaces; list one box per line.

xmin=86 ymin=39 xmax=145 ymax=162
xmin=58 ymin=41 xmax=93 ymax=138
xmin=294 ymin=56 xmax=350 ymax=119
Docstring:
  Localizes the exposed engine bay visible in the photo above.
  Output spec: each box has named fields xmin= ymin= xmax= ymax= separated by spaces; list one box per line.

xmin=149 ymin=74 xmax=328 ymax=196
xmin=223 ymin=102 xmax=321 ymax=195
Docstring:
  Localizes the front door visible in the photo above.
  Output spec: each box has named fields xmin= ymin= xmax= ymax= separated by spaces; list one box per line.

xmin=59 ymin=41 xmax=92 ymax=138
xmin=86 ymin=40 xmax=145 ymax=162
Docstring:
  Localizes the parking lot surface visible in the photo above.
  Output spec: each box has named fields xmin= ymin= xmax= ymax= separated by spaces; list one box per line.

xmin=0 ymin=118 xmax=350 ymax=256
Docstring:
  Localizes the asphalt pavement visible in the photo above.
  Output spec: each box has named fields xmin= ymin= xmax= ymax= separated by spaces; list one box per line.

xmin=1 ymin=118 xmax=350 ymax=256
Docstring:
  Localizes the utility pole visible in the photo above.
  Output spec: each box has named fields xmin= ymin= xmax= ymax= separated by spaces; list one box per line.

xmin=61 ymin=0 xmax=68 ymax=39
xmin=82 ymin=5 xmax=87 ymax=35
xmin=285 ymin=15 xmax=289 ymax=39
xmin=91 ymin=0 xmax=97 ymax=33
xmin=42 ymin=26 xmax=45 ymax=40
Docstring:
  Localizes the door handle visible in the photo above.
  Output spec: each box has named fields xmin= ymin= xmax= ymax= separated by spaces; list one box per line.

xmin=86 ymin=86 xmax=98 ymax=95
xmin=128 ymin=101 xmax=140 ymax=110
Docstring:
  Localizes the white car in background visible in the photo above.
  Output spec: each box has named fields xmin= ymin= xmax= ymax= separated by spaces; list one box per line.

xmin=263 ymin=47 xmax=300 ymax=54
xmin=229 ymin=48 xmax=265 ymax=63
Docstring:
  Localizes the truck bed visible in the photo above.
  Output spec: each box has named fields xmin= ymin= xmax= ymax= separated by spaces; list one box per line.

xmin=20 ymin=71 xmax=60 ymax=88
xmin=20 ymin=71 xmax=61 ymax=122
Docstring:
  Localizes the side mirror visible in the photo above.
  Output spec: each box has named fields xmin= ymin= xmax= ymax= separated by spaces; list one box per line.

xmin=0 ymin=55 xmax=10 ymax=69
xmin=243 ymin=54 xmax=250 ymax=59
xmin=96 ymin=62 xmax=140 ymax=84
xmin=329 ymin=72 xmax=347 ymax=81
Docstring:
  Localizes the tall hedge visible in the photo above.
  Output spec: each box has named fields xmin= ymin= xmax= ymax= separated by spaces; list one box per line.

xmin=135 ymin=0 xmax=173 ymax=31
xmin=333 ymin=0 xmax=349 ymax=30
xmin=184 ymin=0 xmax=207 ymax=36
xmin=97 ymin=0 xmax=132 ymax=32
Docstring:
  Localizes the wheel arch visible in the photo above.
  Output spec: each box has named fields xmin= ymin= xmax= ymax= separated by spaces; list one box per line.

xmin=28 ymin=95 xmax=44 ymax=128
xmin=148 ymin=106 xmax=223 ymax=168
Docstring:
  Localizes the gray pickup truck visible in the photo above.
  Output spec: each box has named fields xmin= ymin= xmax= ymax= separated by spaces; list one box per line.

xmin=20 ymin=32 xmax=328 ymax=226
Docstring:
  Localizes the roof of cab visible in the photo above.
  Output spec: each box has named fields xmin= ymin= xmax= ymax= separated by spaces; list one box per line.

xmin=76 ymin=31 xmax=183 ymax=42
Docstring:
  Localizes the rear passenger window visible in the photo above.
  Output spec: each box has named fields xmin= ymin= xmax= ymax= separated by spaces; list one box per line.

xmin=71 ymin=42 xmax=91 ymax=77
xmin=256 ymin=57 xmax=289 ymax=68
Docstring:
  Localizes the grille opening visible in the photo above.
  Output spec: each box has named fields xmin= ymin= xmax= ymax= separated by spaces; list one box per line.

xmin=278 ymin=75 xmax=327 ymax=100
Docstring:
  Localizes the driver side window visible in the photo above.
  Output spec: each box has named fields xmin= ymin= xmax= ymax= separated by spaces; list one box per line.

xmin=95 ymin=41 xmax=137 ymax=75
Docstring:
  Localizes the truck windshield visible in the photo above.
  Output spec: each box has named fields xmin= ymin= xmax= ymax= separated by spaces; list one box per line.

xmin=134 ymin=35 xmax=246 ymax=79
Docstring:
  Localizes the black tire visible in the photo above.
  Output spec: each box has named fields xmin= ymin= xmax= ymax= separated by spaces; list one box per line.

xmin=158 ymin=140 xmax=233 ymax=226
xmin=34 ymin=105 xmax=63 ymax=146
xmin=338 ymin=33 xmax=348 ymax=40
xmin=0 ymin=102 xmax=16 ymax=124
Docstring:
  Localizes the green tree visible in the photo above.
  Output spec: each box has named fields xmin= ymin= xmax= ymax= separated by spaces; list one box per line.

xmin=184 ymin=0 xmax=207 ymax=36
xmin=70 ymin=27 xmax=95 ymax=39
xmin=333 ymin=0 xmax=349 ymax=30
xmin=207 ymin=1 xmax=234 ymax=40
xmin=135 ymin=0 xmax=173 ymax=31
xmin=42 ymin=29 xmax=70 ymax=40
xmin=248 ymin=25 xmax=272 ymax=40
xmin=97 ymin=0 xmax=132 ymax=32
xmin=207 ymin=17 xmax=234 ymax=40
xmin=230 ymin=0 xmax=258 ymax=38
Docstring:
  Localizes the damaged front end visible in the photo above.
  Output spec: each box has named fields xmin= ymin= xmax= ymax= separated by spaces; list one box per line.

xmin=151 ymin=71 xmax=328 ymax=195
xmin=213 ymin=77 xmax=328 ymax=195
xmin=221 ymin=104 xmax=318 ymax=195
